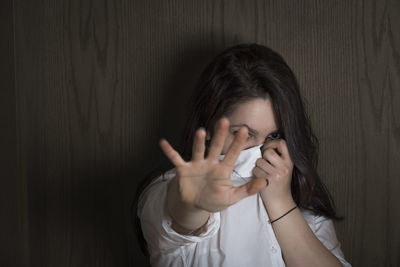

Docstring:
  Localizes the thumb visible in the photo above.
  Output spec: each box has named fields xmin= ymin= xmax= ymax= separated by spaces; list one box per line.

xmin=229 ymin=178 xmax=267 ymax=204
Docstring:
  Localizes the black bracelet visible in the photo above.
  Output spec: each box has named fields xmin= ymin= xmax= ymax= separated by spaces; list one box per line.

xmin=268 ymin=206 xmax=297 ymax=224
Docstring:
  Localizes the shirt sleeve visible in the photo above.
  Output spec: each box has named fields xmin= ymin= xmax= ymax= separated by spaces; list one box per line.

xmin=137 ymin=170 xmax=221 ymax=255
xmin=302 ymin=210 xmax=352 ymax=267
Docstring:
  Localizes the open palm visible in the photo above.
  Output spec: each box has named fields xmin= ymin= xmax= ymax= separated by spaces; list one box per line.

xmin=160 ymin=118 xmax=267 ymax=212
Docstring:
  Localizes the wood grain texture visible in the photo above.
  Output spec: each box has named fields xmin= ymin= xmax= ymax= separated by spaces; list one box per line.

xmin=352 ymin=1 xmax=400 ymax=265
xmin=0 ymin=1 xmax=21 ymax=266
xmin=5 ymin=0 xmax=399 ymax=266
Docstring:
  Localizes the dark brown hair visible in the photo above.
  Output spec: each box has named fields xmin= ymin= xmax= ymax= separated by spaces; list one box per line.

xmin=133 ymin=43 xmax=341 ymax=256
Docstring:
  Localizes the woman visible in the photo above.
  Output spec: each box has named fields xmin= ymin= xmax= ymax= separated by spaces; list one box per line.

xmin=136 ymin=43 xmax=351 ymax=266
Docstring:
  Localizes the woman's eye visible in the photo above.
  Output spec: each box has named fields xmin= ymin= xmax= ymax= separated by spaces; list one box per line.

xmin=268 ymin=132 xmax=281 ymax=140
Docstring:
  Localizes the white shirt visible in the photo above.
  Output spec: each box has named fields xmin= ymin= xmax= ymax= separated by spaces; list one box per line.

xmin=138 ymin=145 xmax=351 ymax=267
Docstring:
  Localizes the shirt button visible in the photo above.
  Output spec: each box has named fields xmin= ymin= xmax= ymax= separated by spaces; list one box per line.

xmin=271 ymin=246 xmax=277 ymax=253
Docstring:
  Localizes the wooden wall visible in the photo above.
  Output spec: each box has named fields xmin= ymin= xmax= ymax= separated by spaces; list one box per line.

xmin=1 ymin=0 xmax=399 ymax=266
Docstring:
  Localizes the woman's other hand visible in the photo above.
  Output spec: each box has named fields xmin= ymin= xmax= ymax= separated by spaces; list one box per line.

xmin=252 ymin=138 xmax=295 ymax=210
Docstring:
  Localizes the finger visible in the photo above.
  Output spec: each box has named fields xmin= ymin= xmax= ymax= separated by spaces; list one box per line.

xmin=253 ymin=167 xmax=271 ymax=187
xmin=262 ymin=139 xmax=280 ymax=154
xmin=192 ymin=128 xmax=206 ymax=161
xmin=255 ymin=158 xmax=274 ymax=174
xmin=222 ymin=126 xmax=248 ymax=166
xmin=262 ymin=148 xmax=281 ymax=167
xmin=277 ymin=139 xmax=291 ymax=160
xmin=159 ymin=139 xmax=185 ymax=166
xmin=252 ymin=166 xmax=269 ymax=179
xmin=228 ymin=178 xmax=267 ymax=204
xmin=207 ymin=118 xmax=230 ymax=159
xmin=263 ymin=139 xmax=289 ymax=158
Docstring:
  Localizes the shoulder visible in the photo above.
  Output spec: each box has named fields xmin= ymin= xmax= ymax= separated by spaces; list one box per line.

xmin=145 ymin=168 xmax=176 ymax=192
xmin=137 ymin=168 xmax=176 ymax=215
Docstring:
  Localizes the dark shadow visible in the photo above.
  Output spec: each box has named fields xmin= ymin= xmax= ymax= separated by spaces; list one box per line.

xmin=128 ymin=38 xmax=226 ymax=265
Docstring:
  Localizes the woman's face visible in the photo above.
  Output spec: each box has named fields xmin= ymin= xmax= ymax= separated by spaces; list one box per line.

xmin=219 ymin=98 xmax=279 ymax=154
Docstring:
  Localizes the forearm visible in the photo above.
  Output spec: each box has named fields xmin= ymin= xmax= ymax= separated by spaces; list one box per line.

xmin=166 ymin=177 xmax=210 ymax=234
xmin=262 ymin=197 xmax=342 ymax=267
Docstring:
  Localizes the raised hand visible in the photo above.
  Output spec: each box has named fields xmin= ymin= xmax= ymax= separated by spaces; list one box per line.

xmin=160 ymin=118 xmax=267 ymax=213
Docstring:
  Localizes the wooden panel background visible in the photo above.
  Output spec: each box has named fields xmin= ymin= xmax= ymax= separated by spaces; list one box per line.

xmin=1 ymin=0 xmax=399 ymax=266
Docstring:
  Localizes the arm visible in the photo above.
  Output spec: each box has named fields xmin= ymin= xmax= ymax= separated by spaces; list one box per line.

xmin=253 ymin=139 xmax=342 ymax=267
xmin=262 ymin=196 xmax=342 ymax=267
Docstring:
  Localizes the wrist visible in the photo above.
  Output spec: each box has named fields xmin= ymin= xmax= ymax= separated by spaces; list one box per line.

xmin=167 ymin=177 xmax=210 ymax=230
xmin=263 ymin=195 xmax=296 ymax=220
xmin=168 ymin=177 xmax=201 ymax=212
